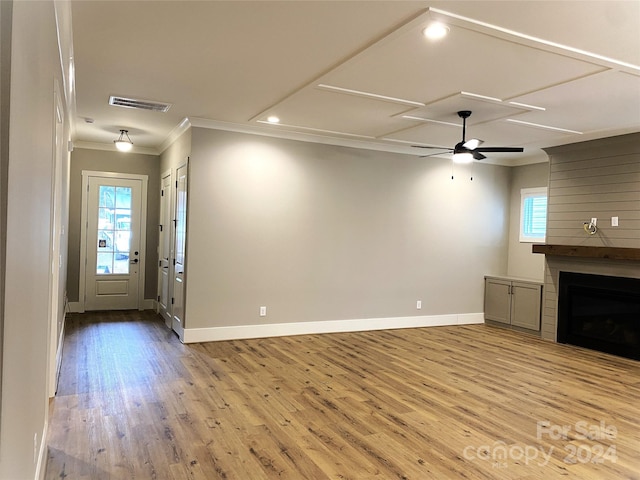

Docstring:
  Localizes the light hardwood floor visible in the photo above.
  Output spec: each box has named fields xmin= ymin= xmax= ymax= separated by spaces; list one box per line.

xmin=45 ymin=311 xmax=640 ymax=479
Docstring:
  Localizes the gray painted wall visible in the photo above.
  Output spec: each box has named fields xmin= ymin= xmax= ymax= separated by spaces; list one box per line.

xmin=1 ymin=1 xmax=69 ymax=477
xmin=67 ymin=148 xmax=161 ymax=302
xmin=544 ymin=132 xmax=640 ymax=248
xmin=184 ymin=127 xmax=511 ymax=329
xmin=506 ymin=162 xmax=550 ymax=280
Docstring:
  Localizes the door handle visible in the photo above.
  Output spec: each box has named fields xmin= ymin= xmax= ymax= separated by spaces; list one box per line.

xmin=130 ymin=258 xmax=139 ymax=264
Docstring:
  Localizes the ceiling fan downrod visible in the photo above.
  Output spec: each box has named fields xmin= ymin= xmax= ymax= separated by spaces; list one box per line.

xmin=458 ymin=110 xmax=472 ymax=143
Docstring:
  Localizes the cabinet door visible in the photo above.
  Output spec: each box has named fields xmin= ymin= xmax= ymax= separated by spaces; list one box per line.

xmin=510 ymin=282 xmax=541 ymax=330
xmin=484 ymin=278 xmax=512 ymax=324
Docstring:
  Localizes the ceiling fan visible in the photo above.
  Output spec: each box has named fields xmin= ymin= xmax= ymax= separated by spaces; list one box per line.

xmin=413 ymin=110 xmax=524 ymax=162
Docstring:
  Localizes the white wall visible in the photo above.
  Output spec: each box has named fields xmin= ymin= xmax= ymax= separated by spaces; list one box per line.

xmin=184 ymin=128 xmax=510 ymax=338
xmin=0 ymin=1 xmax=71 ymax=478
xmin=506 ymin=162 xmax=550 ymax=280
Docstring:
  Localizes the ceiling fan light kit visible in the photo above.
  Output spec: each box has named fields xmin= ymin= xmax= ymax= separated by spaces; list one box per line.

xmin=452 ymin=152 xmax=474 ymax=164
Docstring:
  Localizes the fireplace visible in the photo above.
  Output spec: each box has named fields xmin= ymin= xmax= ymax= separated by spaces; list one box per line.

xmin=557 ymin=272 xmax=640 ymax=360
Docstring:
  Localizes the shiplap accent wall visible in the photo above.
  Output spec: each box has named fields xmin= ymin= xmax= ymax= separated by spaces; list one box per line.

xmin=543 ymin=132 xmax=640 ymax=249
xmin=539 ymin=132 xmax=640 ymax=340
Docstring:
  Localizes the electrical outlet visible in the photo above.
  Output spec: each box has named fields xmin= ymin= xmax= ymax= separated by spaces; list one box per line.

xmin=591 ymin=217 xmax=597 ymax=226
xmin=612 ymin=216 xmax=619 ymax=227
xmin=259 ymin=306 xmax=267 ymax=317
xmin=416 ymin=300 xmax=422 ymax=310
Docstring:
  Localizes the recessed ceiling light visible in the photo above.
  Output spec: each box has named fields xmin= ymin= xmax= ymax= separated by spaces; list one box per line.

xmin=267 ymin=116 xmax=280 ymax=124
xmin=423 ymin=22 xmax=449 ymax=40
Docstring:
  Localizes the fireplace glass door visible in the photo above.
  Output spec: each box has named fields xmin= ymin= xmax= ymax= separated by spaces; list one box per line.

xmin=557 ymin=272 xmax=640 ymax=360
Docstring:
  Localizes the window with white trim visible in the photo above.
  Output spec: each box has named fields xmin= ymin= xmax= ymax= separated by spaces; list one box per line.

xmin=519 ymin=187 xmax=547 ymax=242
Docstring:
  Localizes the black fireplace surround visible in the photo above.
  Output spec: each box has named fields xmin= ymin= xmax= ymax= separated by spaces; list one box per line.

xmin=557 ymin=272 xmax=640 ymax=360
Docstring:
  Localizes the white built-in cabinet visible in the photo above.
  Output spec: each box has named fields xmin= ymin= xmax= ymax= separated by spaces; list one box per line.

xmin=484 ymin=276 xmax=542 ymax=332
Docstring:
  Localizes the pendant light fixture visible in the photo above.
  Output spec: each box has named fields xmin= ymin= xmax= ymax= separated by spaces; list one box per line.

xmin=114 ymin=129 xmax=133 ymax=152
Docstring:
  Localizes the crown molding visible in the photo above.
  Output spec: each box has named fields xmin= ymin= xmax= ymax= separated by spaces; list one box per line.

xmin=159 ymin=117 xmax=192 ymax=154
xmin=189 ymin=116 xmax=440 ymax=156
xmin=73 ymin=141 xmax=159 ymax=156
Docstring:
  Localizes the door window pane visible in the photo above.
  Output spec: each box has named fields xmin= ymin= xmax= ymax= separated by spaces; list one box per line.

xmin=97 ymin=252 xmax=113 ymax=274
xmin=96 ymin=185 xmax=132 ymax=275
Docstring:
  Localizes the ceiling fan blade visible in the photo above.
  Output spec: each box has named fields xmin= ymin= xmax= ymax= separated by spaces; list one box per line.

xmin=412 ymin=145 xmax=451 ymax=149
xmin=463 ymin=138 xmax=483 ymax=150
xmin=472 ymin=151 xmax=487 ymax=160
xmin=419 ymin=150 xmax=452 ymax=158
xmin=475 ymin=146 xmax=524 ymax=153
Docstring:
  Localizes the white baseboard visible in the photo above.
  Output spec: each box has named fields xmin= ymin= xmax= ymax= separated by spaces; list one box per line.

xmin=35 ymin=422 xmax=48 ymax=480
xmin=182 ymin=313 xmax=484 ymax=344
xmin=52 ymin=316 xmax=66 ymax=396
xmin=68 ymin=301 xmax=83 ymax=313
xmin=68 ymin=299 xmax=157 ymax=313
xmin=142 ymin=298 xmax=156 ymax=310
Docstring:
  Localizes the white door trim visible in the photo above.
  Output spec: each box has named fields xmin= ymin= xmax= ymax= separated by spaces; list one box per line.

xmin=79 ymin=170 xmax=148 ymax=312
xmin=172 ymin=160 xmax=188 ymax=340
xmin=157 ymin=168 xmax=173 ymax=327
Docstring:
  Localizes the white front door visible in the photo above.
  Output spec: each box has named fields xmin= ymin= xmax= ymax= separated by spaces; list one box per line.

xmin=172 ymin=162 xmax=188 ymax=335
xmin=157 ymin=171 xmax=172 ymax=326
xmin=82 ymin=173 xmax=147 ymax=311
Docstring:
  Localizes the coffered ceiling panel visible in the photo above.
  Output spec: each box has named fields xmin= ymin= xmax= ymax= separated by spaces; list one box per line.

xmin=69 ymin=1 xmax=640 ymax=163
xmin=255 ymin=88 xmax=414 ymax=139
xmin=385 ymin=122 xmax=459 ymax=149
xmin=507 ymin=70 xmax=640 ymax=133
xmin=395 ymin=92 xmax=530 ymax=126
xmin=319 ymin=12 xmax=607 ymax=106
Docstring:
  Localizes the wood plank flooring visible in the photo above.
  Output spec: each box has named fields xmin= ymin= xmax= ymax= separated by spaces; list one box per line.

xmin=45 ymin=311 xmax=640 ymax=479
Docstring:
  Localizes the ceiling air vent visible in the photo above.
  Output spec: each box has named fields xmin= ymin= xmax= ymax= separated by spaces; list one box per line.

xmin=109 ymin=96 xmax=172 ymax=113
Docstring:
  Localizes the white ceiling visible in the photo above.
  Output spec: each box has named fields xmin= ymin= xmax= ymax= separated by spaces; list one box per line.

xmin=71 ymin=1 xmax=640 ymax=164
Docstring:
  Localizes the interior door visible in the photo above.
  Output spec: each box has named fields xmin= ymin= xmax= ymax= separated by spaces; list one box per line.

xmin=172 ymin=163 xmax=188 ymax=335
xmin=84 ymin=175 xmax=144 ymax=310
xmin=49 ymin=83 xmax=65 ymax=396
xmin=157 ymin=171 xmax=172 ymax=326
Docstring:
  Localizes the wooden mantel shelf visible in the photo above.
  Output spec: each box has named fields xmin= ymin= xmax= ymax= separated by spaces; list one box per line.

xmin=532 ymin=244 xmax=640 ymax=261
